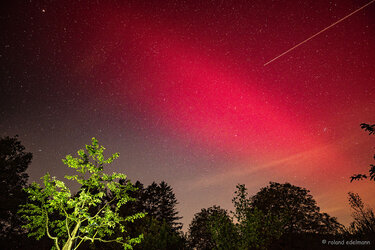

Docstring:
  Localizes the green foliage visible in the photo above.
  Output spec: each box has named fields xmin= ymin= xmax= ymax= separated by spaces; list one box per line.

xmin=208 ymin=209 xmax=239 ymax=250
xmin=18 ymin=138 xmax=145 ymax=250
xmin=135 ymin=217 xmax=186 ymax=250
xmin=207 ymin=184 xmax=285 ymax=249
xmin=237 ymin=207 xmax=285 ymax=249
xmin=232 ymin=184 xmax=285 ymax=249
xmin=188 ymin=205 xmax=230 ymax=250
xmin=232 ymin=184 xmax=251 ymax=223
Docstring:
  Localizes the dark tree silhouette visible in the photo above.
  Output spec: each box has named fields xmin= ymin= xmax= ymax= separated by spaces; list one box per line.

xmin=134 ymin=217 xmax=187 ymax=250
xmin=188 ymin=205 xmax=229 ymax=250
xmin=207 ymin=208 xmax=239 ymax=250
xmin=361 ymin=123 xmax=375 ymax=135
xmin=229 ymin=184 xmax=284 ymax=249
xmin=347 ymin=192 xmax=375 ymax=236
xmin=143 ymin=181 xmax=182 ymax=231
xmin=0 ymin=135 xmax=32 ymax=247
xmin=200 ymin=184 xmax=286 ymax=249
xmin=351 ymin=123 xmax=375 ymax=182
xmin=350 ymin=174 xmax=369 ymax=182
xmin=251 ymin=182 xmax=342 ymax=235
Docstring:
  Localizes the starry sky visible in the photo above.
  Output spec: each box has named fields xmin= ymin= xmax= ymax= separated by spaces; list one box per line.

xmin=1 ymin=0 xmax=375 ymax=230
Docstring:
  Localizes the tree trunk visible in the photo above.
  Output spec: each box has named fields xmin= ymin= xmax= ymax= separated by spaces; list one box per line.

xmin=62 ymin=221 xmax=81 ymax=250
xmin=62 ymin=238 xmax=73 ymax=250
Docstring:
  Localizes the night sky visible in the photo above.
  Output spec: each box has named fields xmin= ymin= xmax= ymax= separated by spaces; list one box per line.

xmin=1 ymin=0 xmax=375 ymax=230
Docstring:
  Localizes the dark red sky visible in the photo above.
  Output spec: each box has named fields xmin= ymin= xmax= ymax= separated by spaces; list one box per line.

xmin=1 ymin=0 xmax=375 ymax=230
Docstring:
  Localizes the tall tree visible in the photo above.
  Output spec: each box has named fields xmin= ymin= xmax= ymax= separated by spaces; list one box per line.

xmin=188 ymin=205 xmax=229 ymax=250
xmin=231 ymin=184 xmax=284 ymax=249
xmin=208 ymin=208 xmax=239 ymax=250
xmin=18 ymin=138 xmax=145 ymax=250
xmin=351 ymin=123 xmax=375 ymax=182
xmin=143 ymin=181 xmax=182 ymax=231
xmin=251 ymin=182 xmax=342 ymax=235
xmin=0 ymin=135 xmax=32 ymax=245
xmin=206 ymin=184 xmax=285 ymax=250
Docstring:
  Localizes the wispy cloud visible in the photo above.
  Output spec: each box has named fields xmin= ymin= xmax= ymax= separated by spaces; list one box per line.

xmin=187 ymin=143 xmax=335 ymax=191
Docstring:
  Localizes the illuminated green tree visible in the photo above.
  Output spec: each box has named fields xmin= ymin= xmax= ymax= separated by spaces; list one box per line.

xmin=18 ymin=138 xmax=145 ymax=250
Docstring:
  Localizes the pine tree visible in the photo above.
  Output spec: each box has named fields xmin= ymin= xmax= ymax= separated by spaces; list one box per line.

xmin=143 ymin=181 xmax=182 ymax=231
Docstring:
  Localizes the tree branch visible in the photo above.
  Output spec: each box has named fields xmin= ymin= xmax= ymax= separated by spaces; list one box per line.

xmin=59 ymin=204 xmax=71 ymax=237
xmin=44 ymin=209 xmax=60 ymax=250
xmin=76 ymin=231 xmax=122 ymax=244
xmin=73 ymin=237 xmax=85 ymax=250
xmin=92 ymin=197 xmax=116 ymax=219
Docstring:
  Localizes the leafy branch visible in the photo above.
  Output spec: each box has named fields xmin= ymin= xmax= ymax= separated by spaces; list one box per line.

xmin=18 ymin=138 xmax=146 ymax=250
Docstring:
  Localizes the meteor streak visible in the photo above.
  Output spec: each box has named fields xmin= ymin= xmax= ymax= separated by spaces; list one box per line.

xmin=264 ymin=0 xmax=375 ymax=66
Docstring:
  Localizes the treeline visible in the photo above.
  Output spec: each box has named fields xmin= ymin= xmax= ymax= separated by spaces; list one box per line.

xmin=0 ymin=124 xmax=374 ymax=249
xmin=189 ymin=184 xmax=374 ymax=249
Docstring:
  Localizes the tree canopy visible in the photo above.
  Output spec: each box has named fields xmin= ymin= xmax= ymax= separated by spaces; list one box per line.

xmin=188 ymin=205 xmax=229 ymax=250
xmin=251 ymin=182 xmax=342 ymax=235
xmin=199 ymin=185 xmax=285 ymax=249
xmin=134 ymin=217 xmax=186 ymax=250
xmin=18 ymin=138 xmax=145 ymax=250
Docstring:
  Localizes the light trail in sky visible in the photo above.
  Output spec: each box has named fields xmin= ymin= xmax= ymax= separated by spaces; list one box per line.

xmin=264 ymin=0 xmax=375 ymax=66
